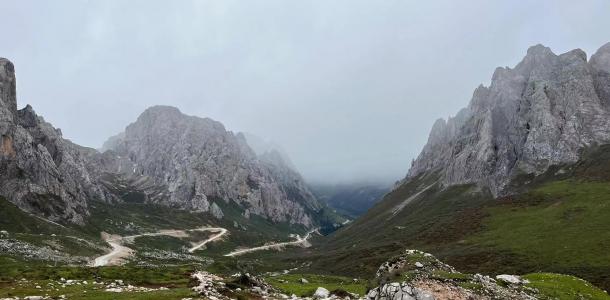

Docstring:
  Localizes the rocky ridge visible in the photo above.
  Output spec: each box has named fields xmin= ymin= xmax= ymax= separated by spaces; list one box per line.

xmin=407 ymin=43 xmax=610 ymax=196
xmin=0 ymin=58 xmax=115 ymax=224
xmin=99 ymin=106 xmax=322 ymax=226
xmin=368 ymin=250 xmax=537 ymax=300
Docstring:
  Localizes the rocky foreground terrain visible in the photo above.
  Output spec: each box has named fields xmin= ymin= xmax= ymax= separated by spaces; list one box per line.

xmin=4 ymin=249 xmax=602 ymax=300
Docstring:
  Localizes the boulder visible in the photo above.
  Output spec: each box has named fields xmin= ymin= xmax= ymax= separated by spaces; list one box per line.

xmin=496 ymin=274 xmax=524 ymax=284
xmin=313 ymin=287 xmax=330 ymax=299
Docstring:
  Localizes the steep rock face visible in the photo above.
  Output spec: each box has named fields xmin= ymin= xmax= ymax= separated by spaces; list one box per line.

xmin=407 ymin=43 xmax=610 ymax=195
xmin=0 ymin=58 xmax=115 ymax=224
xmin=101 ymin=106 xmax=320 ymax=226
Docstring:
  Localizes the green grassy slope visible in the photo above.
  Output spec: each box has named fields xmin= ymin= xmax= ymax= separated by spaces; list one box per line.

xmin=0 ymin=190 xmax=313 ymax=276
xmin=265 ymin=274 xmax=368 ymax=297
xmin=302 ymin=145 xmax=610 ymax=291
xmin=0 ymin=197 xmax=107 ymax=257
xmin=524 ymin=273 xmax=610 ymax=300
xmin=84 ymin=198 xmax=310 ymax=257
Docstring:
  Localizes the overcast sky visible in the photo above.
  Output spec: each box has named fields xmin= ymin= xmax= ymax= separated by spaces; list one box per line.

xmin=1 ymin=1 xmax=609 ymax=184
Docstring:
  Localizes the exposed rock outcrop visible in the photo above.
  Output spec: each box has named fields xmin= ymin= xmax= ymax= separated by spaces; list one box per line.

xmin=101 ymin=106 xmax=322 ymax=226
xmin=407 ymin=43 xmax=610 ymax=196
xmin=0 ymin=58 xmax=115 ymax=224
xmin=368 ymin=250 xmax=537 ymax=300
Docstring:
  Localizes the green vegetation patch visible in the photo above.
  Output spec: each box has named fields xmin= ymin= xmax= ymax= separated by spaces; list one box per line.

xmin=130 ymin=235 xmax=192 ymax=252
xmin=0 ymin=279 xmax=194 ymax=300
xmin=265 ymin=273 xmax=367 ymax=297
xmin=471 ymin=180 xmax=610 ymax=267
xmin=0 ymin=256 xmax=196 ymax=286
xmin=523 ymin=273 xmax=610 ymax=300
xmin=468 ymin=180 xmax=610 ymax=288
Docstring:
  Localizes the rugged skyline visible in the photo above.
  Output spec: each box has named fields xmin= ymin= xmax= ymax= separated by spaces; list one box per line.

xmin=2 ymin=0 xmax=610 ymax=184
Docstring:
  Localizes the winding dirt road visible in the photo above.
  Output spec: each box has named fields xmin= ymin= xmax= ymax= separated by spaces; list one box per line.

xmin=188 ymin=228 xmax=228 ymax=252
xmin=92 ymin=227 xmax=228 ymax=267
xmin=93 ymin=227 xmax=316 ymax=266
xmin=224 ymin=229 xmax=317 ymax=257
xmin=93 ymin=240 xmax=132 ymax=267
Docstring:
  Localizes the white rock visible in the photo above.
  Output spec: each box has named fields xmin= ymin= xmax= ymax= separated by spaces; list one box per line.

xmin=313 ymin=287 xmax=330 ymax=299
xmin=496 ymin=274 xmax=523 ymax=284
xmin=414 ymin=288 xmax=435 ymax=300
xmin=415 ymin=262 xmax=424 ymax=268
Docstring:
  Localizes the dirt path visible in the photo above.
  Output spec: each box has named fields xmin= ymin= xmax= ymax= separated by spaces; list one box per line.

xmin=93 ymin=240 xmax=133 ymax=267
xmin=391 ymin=182 xmax=436 ymax=217
xmin=188 ymin=228 xmax=228 ymax=252
xmin=224 ymin=229 xmax=317 ymax=257
xmin=93 ymin=226 xmax=315 ymax=265
xmin=92 ymin=227 xmax=228 ymax=267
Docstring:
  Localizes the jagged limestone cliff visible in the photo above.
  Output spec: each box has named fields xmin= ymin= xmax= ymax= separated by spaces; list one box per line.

xmin=0 ymin=58 xmax=115 ymax=224
xmin=101 ymin=106 xmax=323 ymax=227
xmin=407 ymin=43 xmax=610 ymax=195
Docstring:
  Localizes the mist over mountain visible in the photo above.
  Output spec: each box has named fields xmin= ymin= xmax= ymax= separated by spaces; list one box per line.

xmin=6 ymin=1 xmax=610 ymax=187
xmin=310 ymin=182 xmax=391 ymax=218
xmin=2 ymin=2 xmax=610 ymax=299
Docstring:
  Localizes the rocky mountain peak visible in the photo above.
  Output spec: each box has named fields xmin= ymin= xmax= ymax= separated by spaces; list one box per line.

xmin=592 ymin=41 xmax=610 ymax=58
xmin=407 ymin=42 xmax=610 ymax=196
xmin=102 ymin=106 xmax=323 ymax=227
xmin=525 ymin=43 xmax=553 ymax=57
xmin=0 ymin=58 xmax=17 ymax=122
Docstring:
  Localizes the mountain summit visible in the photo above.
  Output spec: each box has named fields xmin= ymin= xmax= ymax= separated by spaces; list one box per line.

xmin=407 ymin=43 xmax=610 ymax=196
xmin=101 ymin=105 xmax=325 ymax=227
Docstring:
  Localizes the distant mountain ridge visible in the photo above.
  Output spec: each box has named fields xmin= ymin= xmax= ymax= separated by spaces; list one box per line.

xmin=408 ymin=43 xmax=610 ymax=196
xmin=0 ymin=58 xmax=334 ymax=230
xmin=99 ymin=105 xmax=327 ymax=227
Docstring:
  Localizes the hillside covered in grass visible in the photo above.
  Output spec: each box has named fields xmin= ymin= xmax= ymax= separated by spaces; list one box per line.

xmin=304 ymin=145 xmax=610 ymax=291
